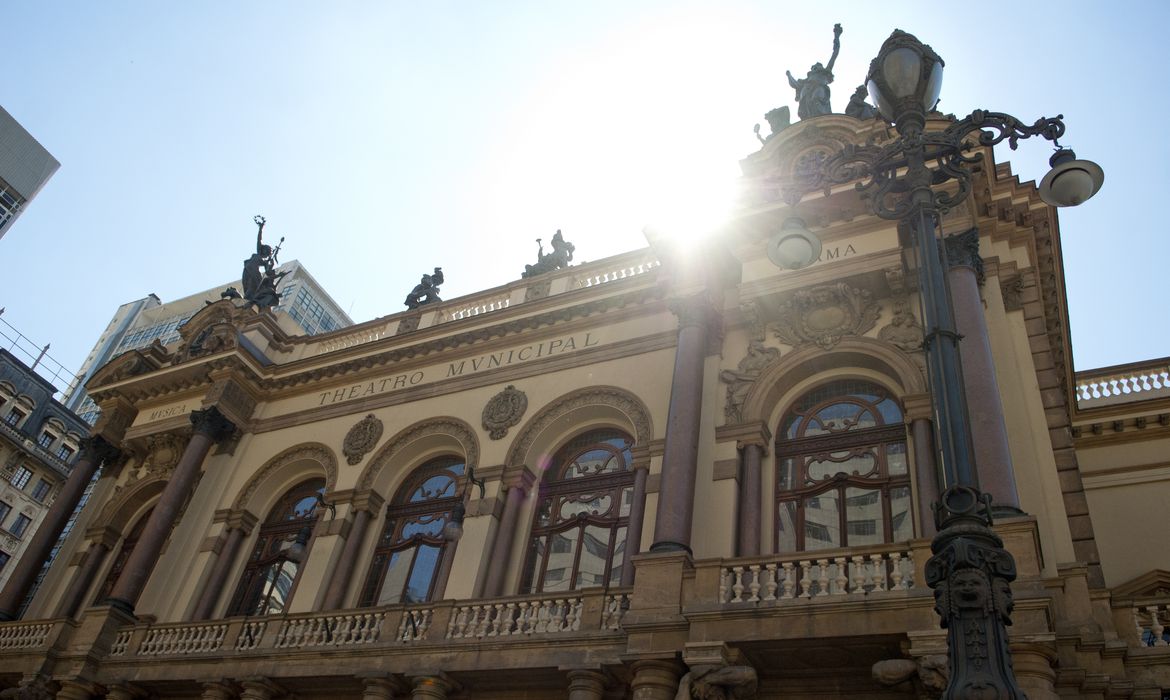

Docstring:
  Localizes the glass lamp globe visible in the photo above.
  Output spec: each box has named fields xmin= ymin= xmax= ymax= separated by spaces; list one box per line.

xmin=767 ymin=217 xmax=822 ymax=270
xmin=1039 ymin=149 xmax=1104 ymax=207
xmin=866 ymin=30 xmax=944 ymax=123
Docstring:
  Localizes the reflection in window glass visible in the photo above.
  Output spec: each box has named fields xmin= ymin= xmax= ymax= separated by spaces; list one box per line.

xmin=522 ymin=429 xmax=635 ymax=594
xmin=776 ymin=380 xmax=912 ymax=551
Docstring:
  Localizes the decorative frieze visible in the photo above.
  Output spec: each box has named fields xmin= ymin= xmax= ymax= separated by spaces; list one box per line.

xmin=877 ymin=300 xmax=924 ymax=353
xmin=770 ymin=283 xmax=881 ymax=350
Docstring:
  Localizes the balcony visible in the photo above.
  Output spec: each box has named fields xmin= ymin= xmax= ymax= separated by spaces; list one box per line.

xmin=1075 ymin=357 xmax=1170 ymax=410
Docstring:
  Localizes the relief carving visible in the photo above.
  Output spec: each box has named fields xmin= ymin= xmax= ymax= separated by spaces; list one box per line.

xmin=877 ymin=300 xmax=924 ymax=353
xmin=1000 ymin=275 xmax=1024 ymax=312
xmin=719 ymin=341 xmax=780 ymax=423
xmin=343 ymin=414 xmax=384 ymax=465
xmin=770 ymin=283 xmax=881 ymax=350
xmin=482 ymin=385 xmax=528 ymax=440
xmin=359 ymin=418 xmax=480 ymax=492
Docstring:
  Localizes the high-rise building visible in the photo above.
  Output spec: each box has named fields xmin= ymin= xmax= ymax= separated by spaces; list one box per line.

xmin=65 ymin=260 xmax=352 ymax=424
xmin=0 ymin=106 xmax=59 ymax=240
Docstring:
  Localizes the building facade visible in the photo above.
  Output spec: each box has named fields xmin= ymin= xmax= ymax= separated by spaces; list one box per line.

xmin=0 ymin=114 xmax=1167 ymax=699
xmin=65 ymin=261 xmax=353 ymax=425
xmin=0 ymin=349 xmax=89 ymax=593
xmin=0 ymin=105 xmax=59 ymax=240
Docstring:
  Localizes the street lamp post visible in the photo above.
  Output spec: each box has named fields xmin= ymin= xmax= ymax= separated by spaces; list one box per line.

xmin=781 ymin=29 xmax=1102 ymax=698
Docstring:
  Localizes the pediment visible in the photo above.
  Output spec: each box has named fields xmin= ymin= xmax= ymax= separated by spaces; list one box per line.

xmin=173 ymin=299 xmax=248 ymax=365
xmin=1113 ymin=569 xmax=1170 ymax=599
xmin=87 ymin=348 xmax=165 ymax=390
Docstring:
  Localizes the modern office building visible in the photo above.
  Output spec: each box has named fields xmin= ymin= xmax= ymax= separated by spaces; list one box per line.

xmin=65 ymin=261 xmax=353 ymax=425
xmin=0 ymin=89 xmax=1168 ymax=700
xmin=0 ymin=349 xmax=89 ymax=593
xmin=0 ymin=105 xmax=59 ymax=240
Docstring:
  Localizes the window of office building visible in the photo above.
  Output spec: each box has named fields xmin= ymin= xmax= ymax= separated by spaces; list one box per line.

xmin=9 ymin=466 xmax=32 ymax=490
xmin=227 ymin=479 xmax=324 ymax=616
xmin=57 ymin=444 xmax=74 ymax=461
xmin=0 ymin=501 xmax=11 ymax=528
xmin=9 ymin=514 xmax=31 ymax=538
xmin=775 ymin=380 xmax=912 ymax=552
xmin=521 ymin=429 xmax=634 ymax=594
xmin=360 ymin=457 xmax=465 ymax=607
xmin=31 ymin=479 xmax=51 ymax=503
xmin=5 ymin=406 xmax=26 ymax=427
xmin=37 ymin=432 xmax=54 ymax=449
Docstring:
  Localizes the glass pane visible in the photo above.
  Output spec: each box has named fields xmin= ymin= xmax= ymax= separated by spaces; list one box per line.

xmin=570 ymin=448 xmax=614 ymax=477
xmin=806 ymin=451 xmax=875 ymax=481
xmin=804 ymin=490 xmax=840 ymax=550
xmin=811 ymin=401 xmax=862 ymax=434
xmin=845 ymin=487 xmax=882 ymax=547
xmin=877 ymin=397 xmax=902 ymax=423
xmin=260 ymin=560 xmax=299 ymax=615
xmin=402 ymin=513 xmax=446 ymax=539
xmin=886 ymin=443 xmax=908 ymax=476
xmin=776 ymin=501 xmax=797 ymax=552
xmin=377 ymin=549 xmax=416 ymax=606
xmin=288 ymin=495 xmax=319 ymax=520
xmin=413 ymin=473 xmax=458 ymax=501
xmin=523 ymin=537 xmax=546 ymax=594
xmin=620 ymin=486 xmax=632 ymax=517
xmin=890 ymin=486 xmax=913 ymax=541
xmin=543 ymin=529 xmax=578 ymax=592
xmin=609 ymin=526 xmax=627 ymax=585
xmin=778 ymin=458 xmax=798 ymax=491
xmin=404 ymin=544 xmax=440 ymax=603
xmin=576 ymin=525 xmax=611 ymax=589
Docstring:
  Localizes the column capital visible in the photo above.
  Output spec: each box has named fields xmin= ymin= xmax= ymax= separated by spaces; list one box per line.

xmin=84 ymin=525 xmax=123 ymax=549
xmin=198 ymin=681 xmax=237 ymax=700
xmin=226 ymin=508 xmax=260 ymax=534
xmin=349 ymin=488 xmax=386 ymax=515
xmin=190 ymin=406 xmax=236 ymax=441
xmin=902 ymin=393 xmax=934 ymax=422
xmin=56 ymin=679 xmax=101 ymax=700
xmin=502 ymin=463 xmax=537 ymax=492
xmin=565 ymin=668 xmax=608 ymax=697
xmin=78 ymin=435 xmax=122 ymax=468
xmin=105 ymin=682 xmax=149 ymax=700
xmin=92 ymin=395 xmax=138 ymax=444
xmin=668 ymin=294 xmax=719 ymax=330
xmin=944 ymin=227 xmax=984 ymax=283
xmin=359 ymin=675 xmax=409 ymax=699
xmin=409 ymin=673 xmax=458 ymax=699
xmin=239 ymin=677 xmax=284 ymax=700
xmin=715 ymin=421 xmax=772 ymax=452
xmin=203 ymin=373 xmax=259 ymax=428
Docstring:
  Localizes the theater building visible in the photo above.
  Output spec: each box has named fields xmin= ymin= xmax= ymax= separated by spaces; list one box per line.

xmin=0 ymin=114 xmax=1167 ymax=699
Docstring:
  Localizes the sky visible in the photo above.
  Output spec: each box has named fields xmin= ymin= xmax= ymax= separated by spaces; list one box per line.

xmin=1 ymin=1 xmax=1166 ymax=397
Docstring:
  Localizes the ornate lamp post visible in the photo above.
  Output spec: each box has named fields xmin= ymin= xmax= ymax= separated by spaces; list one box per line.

xmin=783 ymin=29 xmax=1103 ymax=697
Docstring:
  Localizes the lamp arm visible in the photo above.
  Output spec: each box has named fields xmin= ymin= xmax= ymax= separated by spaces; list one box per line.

xmin=943 ymin=110 xmax=1065 ymax=151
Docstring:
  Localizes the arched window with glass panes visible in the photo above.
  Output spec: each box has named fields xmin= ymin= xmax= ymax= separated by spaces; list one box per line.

xmin=359 ymin=456 xmax=464 ymax=606
xmin=521 ymin=429 xmax=633 ymax=593
xmin=94 ymin=507 xmax=153 ymax=604
xmin=227 ymin=478 xmax=323 ymax=616
xmin=775 ymin=380 xmax=912 ymax=552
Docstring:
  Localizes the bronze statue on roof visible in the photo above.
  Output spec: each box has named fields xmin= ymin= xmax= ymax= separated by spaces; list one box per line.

xmin=242 ymin=215 xmax=288 ymax=309
xmin=786 ymin=23 xmax=843 ymax=120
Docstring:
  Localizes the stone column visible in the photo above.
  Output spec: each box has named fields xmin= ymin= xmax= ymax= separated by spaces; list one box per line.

xmin=104 ymin=683 xmax=147 ymax=700
xmin=239 ymin=678 xmax=282 ymax=700
xmin=945 ymin=229 xmax=1020 ymax=511
xmin=651 ymin=296 xmax=715 ymax=553
xmin=1011 ymin=641 xmax=1059 ymax=700
xmin=904 ymin=394 xmax=939 ymax=538
xmin=738 ymin=441 xmax=765 ymax=557
xmin=199 ymin=681 xmax=236 ymax=700
xmin=410 ymin=674 xmax=456 ymax=700
xmin=106 ymin=407 xmax=235 ymax=615
xmin=55 ymin=526 xmax=120 ymax=619
xmin=192 ymin=510 xmax=258 ymax=619
xmin=630 ymin=660 xmax=682 ymax=700
xmin=567 ymin=669 xmax=607 ymax=700
xmin=481 ymin=466 xmax=535 ymax=597
xmin=55 ymin=680 xmax=99 ymax=700
xmin=322 ymin=490 xmax=383 ymax=609
xmin=361 ymin=677 xmax=406 ymax=700
xmin=0 ymin=435 xmax=121 ymax=620
xmin=620 ymin=462 xmax=649 ymax=586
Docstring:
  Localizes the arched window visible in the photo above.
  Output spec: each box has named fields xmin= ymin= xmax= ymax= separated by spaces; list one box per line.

xmin=94 ymin=508 xmax=153 ymax=603
xmin=775 ymin=380 xmax=912 ymax=552
xmin=521 ymin=429 xmax=634 ymax=593
xmin=228 ymin=478 xmax=323 ymax=616
xmin=360 ymin=456 xmax=464 ymax=606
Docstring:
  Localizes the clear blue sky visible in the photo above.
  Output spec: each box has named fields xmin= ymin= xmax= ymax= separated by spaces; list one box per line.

xmin=2 ymin=1 xmax=1165 ymax=393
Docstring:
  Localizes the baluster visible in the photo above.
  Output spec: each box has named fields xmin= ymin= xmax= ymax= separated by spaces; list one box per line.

xmin=601 ymin=597 xmax=614 ymax=629
xmin=534 ymin=600 xmax=550 ymax=633
xmin=1135 ymin=607 xmax=1147 ymax=645
xmin=779 ymin=562 xmax=795 ymax=599
xmin=569 ymin=599 xmax=582 ymax=630
xmin=870 ymin=554 xmax=887 ymax=591
xmin=851 ymin=555 xmax=866 ymax=593
xmin=798 ymin=560 xmax=812 ymax=598
xmin=748 ymin=565 xmax=762 ymax=602
xmin=470 ymin=605 xmax=485 ymax=638
xmin=417 ymin=610 xmax=431 ymax=640
xmin=719 ymin=569 xmax=729 ymax=603
xmin=477 ymin=604 xmax=494 ymax=637
xmin=447 ymin=608 xmax=462 ymax=639
xmin=890 ymin=552 xmax=906 ymax=590
xmin=551 ymin=599 xmax=566 ymax=631
xmin=1150 ymin=606 xmax=1167 ymax=646
xmin=831 ymin=557 xmax=848 ymax=595
xmin=905 ymin=551 xmax=915 ymax=589
xmin=816 ymin=559 xmax=830 ymax=597
xmin=731 ymin=566 xmax=745 ymax=603
xmin=764 ymin=563 xmax=779 ymax=601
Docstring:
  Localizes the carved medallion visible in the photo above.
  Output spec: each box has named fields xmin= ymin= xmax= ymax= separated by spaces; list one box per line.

xmin=770 ymin=283 xmax=881 ymax=350
xmin=878 ymin=300 xmax=924 ymax=353
xmin=482 ymin=385 xmax=528 ymax=440
xmin=343 ymin=414 xmax=384 ymax=466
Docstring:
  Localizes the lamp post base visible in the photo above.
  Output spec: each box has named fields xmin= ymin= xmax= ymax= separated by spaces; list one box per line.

xmin=925 ymin=486 xmax=1025 ymax=698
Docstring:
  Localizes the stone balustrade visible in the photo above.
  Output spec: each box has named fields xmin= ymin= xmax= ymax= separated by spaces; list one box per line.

xmin=305 ymin=249 xmax=662 ymax=358
xmin=1129 ymin=599 xmax=1170 ymax=647
xmin=716 ymin=545 xmax=917 ymax=604
xmin=137 ymin=621 xmax=228 ymax=656
xmin=0 ymin=620 xmax=53 ymax=650
xmin=274 ymin=610 xmax=385 ymax=648
xmin=1076 ymin=358 xmax=1170 ymax=409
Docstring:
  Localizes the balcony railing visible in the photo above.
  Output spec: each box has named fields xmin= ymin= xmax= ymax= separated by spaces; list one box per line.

xmin=1075 ymin=358 xmax=1170 ymax=409
xmin=714 ymin=544 xmax=918 ymax=604
xmin=1128 ymin=599 xmax=1170 ymax=648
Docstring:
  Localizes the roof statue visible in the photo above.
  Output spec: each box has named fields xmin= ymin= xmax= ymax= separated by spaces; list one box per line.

xmin=753 ymin=106 xmax=791 ymax=144
xmin=786 ymin=23 xmax=843 ymax=120
xmin=522 ymin=229 xmax=575 ymax=278
xmin=241 ymin=215 xmax=288 ymax=310
xmin=405 ymin=267 xmax=444 ymax=309
xmin=845 ymin=84 xmax=879 ymax=120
